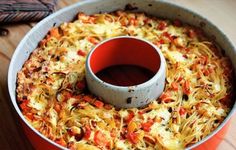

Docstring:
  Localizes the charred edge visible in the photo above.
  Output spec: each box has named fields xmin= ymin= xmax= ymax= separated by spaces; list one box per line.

xmin=168 ymin=107 xmax=172 ymax=113
xmin=126 ymin=97 xmax=132 ymax=104
xmin=183 ymin=94 xmax=189 ymax=101
xmin=148 ymin=4 xmax=152 ymax=7
xmin=74 ymin=127 xmax=84 ymax=141
xmin=33 ymin=66 xmax=42 ymax=72
xmin=125 ymin=3 xmax=138 ymax=11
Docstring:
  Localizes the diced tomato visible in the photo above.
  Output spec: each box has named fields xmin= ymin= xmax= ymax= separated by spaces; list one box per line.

xmin=179 ymin=107 xmax=186 ymax=116
xmin=159 ymin=39 xmax=164 ymax=44
xmin=127 ymin=132 xmax=139 ymax=144
xmin=199 ymin=55 xmax=208 ymax=65
xmin=171 ymin=82 xmax=178 ymax=91
xmin=77 ymin=50 xmax=86 ymax=57
xmin=94 ymin=131 xmax=108 ymax=146
xmin=176 ymin=76 xmax=183 ymax=82
xmin=196 ymin=72 xmax=201 ymax=78
xmin=162 ymin=32 xmax=170 ymax=37
xmin=153 ymin=39 xmax=165 ymax=46
xmin=94 ymin=100 xmax=104 ymax=108
xmin=76 ymin=80 xmax=86 ymax=89
xmin=67 ymin=128 xmax=75 ymax=136
xmin=173 ymin=19 xmax=182 ymax=27
xmin=66 ymin=83 xmax=72 ymax=89
xmin=141 ymin=119 xmax=154 ymax=132
xmin=25 ymin=113 xmax=34 ymax=120
xmin=126 ymin=111 xmax=135 ymax=123
xmin=190 ymin=63 xmax=198 ymax=71
xmin=162 ymin=32 xmax=173 ymax=41
xmin=187 ymin=29 xmax=196 ymax=38
xmin=159 ymin=92 xmax=172 ymax=102
xmin=20 ymin=100 xmax=30 ymax=111
xmin=49 ymin=27 xmax=60 ymax=39
xmin=87 ymin=37 xmax=98 ymax=45
xmin=202 ymin=68 xmax=210 ymax=76
xmin=84 ymin=125 xmax=91 ymax=140
xmin=120 ymin=19 xmax=128 ymax=26
xmin=138 ymin=110 xmax=144 ymax=115
xmin=54 ymin=103 xmax=61 ymax=113
xmin=88 ymin=17 xmax=96 ymax=23
xmin=129 ymin=18 xmax=138 ymax=26
xmin=104 ymin=104 xmax=113 ymax=110
xmin=157 ymin=21 xmax=167 ymax=30
xmin=183 ymin=80 xmax=191 ymax=95
xmin=144 ymin=18 xmax=151 ymax=24
xmin=110 ymin=128 xmax=116 ymax=138
xmin=64 ymin=91 xmax=72 ymax=101
xmin=83 ymin=96 xmax=93 ymax=103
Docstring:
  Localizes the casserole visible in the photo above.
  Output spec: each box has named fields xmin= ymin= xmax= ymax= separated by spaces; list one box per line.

xmin=8 ymin=0 xmax=236 ymax=149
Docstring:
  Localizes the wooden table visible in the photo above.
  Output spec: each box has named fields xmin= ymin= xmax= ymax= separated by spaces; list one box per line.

xmin=0 ymin=0 xmax=235 ymax=149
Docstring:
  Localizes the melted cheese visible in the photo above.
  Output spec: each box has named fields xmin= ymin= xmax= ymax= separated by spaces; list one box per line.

xmin=167 ymin=51 xmax=186 ymax=62
xmin=66 ymin=50 xmax=80 ymax=62
xmin=16 ymin=11 xmax=233 ymax=150
xmin=143 ymin=108 xmax=171 ymax=124
xmin=115 ymin=140 xmax=131 ymax=149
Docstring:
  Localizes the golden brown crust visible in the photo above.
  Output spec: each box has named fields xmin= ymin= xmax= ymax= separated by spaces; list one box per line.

xmin=16 ymin=11 xmax=234 ymax=150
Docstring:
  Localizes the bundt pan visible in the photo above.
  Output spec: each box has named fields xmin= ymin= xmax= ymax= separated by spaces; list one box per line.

xmin=8 ymin=0 xmax=236 ymax=149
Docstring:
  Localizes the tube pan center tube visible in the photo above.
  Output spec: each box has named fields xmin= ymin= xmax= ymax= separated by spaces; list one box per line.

xmin=85 ymin=36 xmax=166 ymax=108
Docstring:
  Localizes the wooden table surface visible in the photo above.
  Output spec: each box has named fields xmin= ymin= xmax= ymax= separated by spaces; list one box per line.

xmin=0 ymin=0 xmax=236 ymax=149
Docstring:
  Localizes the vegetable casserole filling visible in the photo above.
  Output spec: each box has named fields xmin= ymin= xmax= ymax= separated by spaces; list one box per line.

xmin=16 ymin=11 xmax=234 ymax=150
